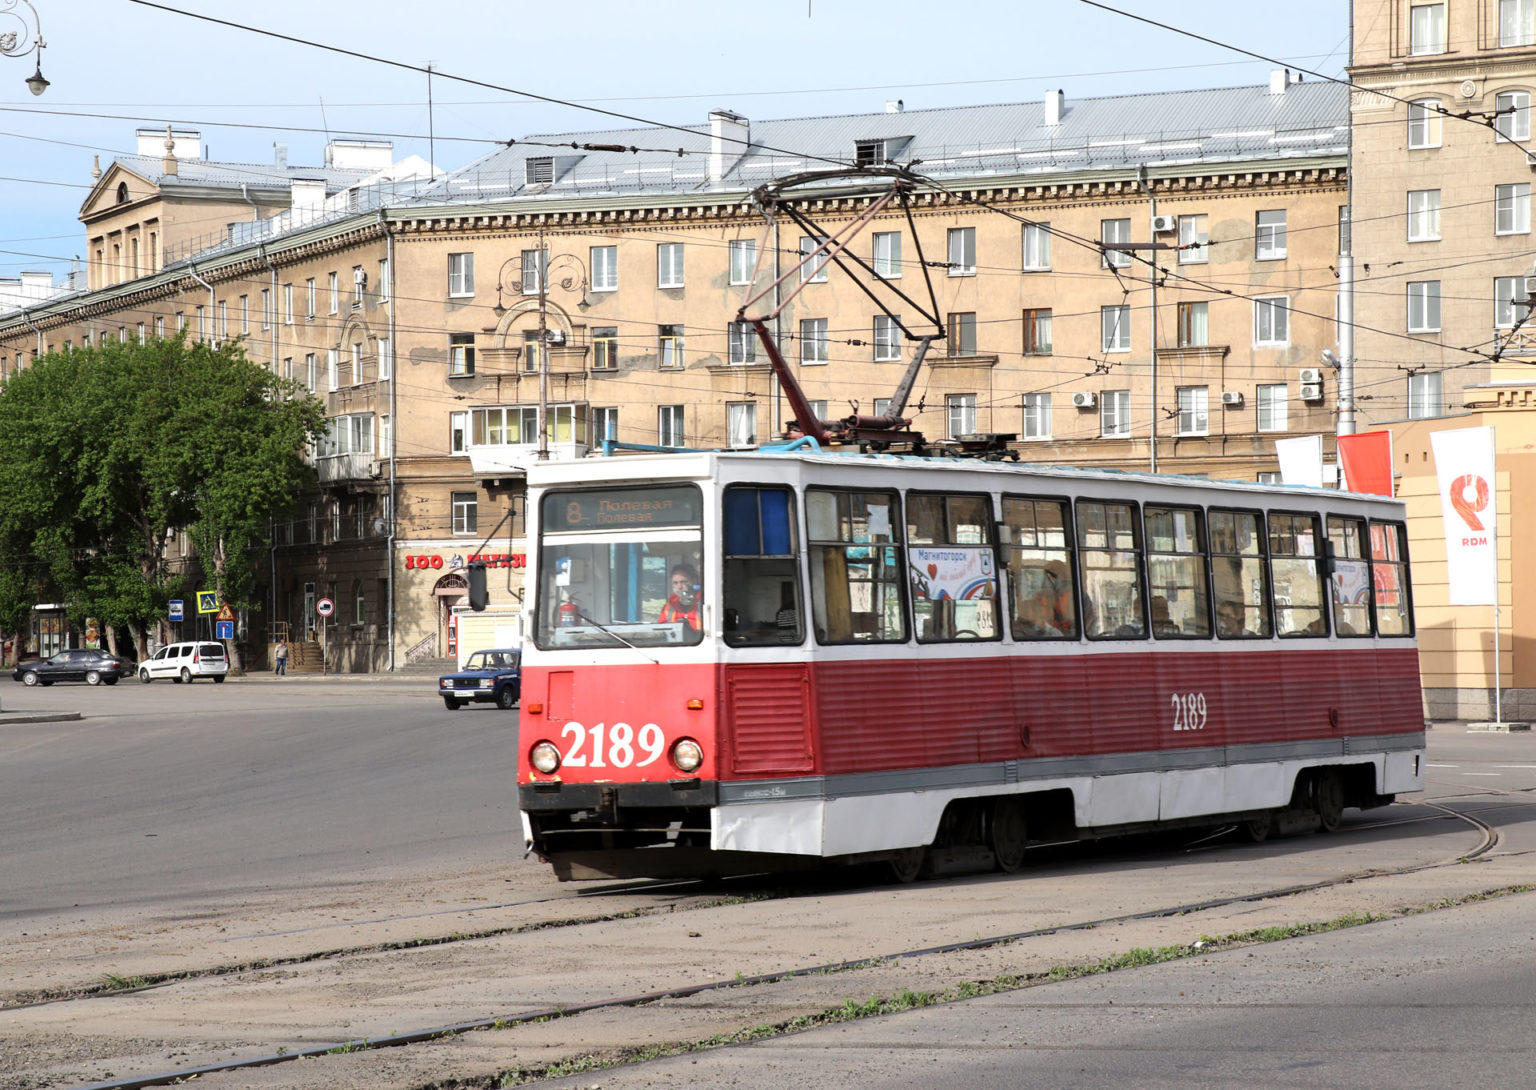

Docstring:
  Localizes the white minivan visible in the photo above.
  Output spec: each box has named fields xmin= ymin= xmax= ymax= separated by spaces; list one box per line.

xmin=138 ymin=641 xmax=230 ymax=684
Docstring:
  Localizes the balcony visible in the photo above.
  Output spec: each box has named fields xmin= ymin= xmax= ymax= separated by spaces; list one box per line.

xmin=1495 ymin=328 xmax=1536 ymax=357
xmin=316 ymin=452 xmax=376 ymax=484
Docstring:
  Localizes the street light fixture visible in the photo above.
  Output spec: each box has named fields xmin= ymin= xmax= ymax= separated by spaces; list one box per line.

xmin=1 ymin=0 xmax=48 ymax=96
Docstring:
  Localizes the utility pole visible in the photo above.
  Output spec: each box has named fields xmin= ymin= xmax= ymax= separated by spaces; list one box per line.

xmin=537 ymin=228 xmax=549 ymax=461
xmin=1137 ymin=165 xmax=1159 ymax=473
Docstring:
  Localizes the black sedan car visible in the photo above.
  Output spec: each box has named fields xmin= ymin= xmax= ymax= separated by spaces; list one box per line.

xmin=439 ymin=648 xmax=520 ymax=710
xmin=13 ymin=648 xmax=130 ymax=686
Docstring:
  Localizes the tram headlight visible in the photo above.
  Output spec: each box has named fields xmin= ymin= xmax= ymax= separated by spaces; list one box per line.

xmin=530 ymin=742 xmax=561 ymax=774
xmin=670 ymin=737 xmax=704 ymax=773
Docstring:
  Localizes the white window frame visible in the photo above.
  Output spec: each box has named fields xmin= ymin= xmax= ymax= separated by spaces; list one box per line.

xmin=1494 ymin=275 xmax=1535 ymax=328
xmin=1100 ymin=389 xmax=1131 ymax=438
xmin=657 ymin=243 xmax=685 ymax=288
xmin=1101 ymin=218 xmax=1131 ymax=268
xmin=728 ymin=321 xmax=757 ymax=365
xmin=946 ymin=227 xmax=976 ymax=276
xmin=728 ymin=239 xmax=757 ymax=286
xmin=590 ymin=245 xmax=618 ymax=292
xmin=873 ymin=231 xmax=902 ymax=279
xmin=1021 ymin=392 xmax=1052 ymax=440
xmin=305 ymin=352 xmax=317 ymax=391
xmin=521 ymin=249 xmax=547 ymax=295
xmin=450 ymin=411 xmax=468 ymax=454
xmin=1410 ymin=2 xmax=1447 ymax=55
xmin=451 ymin=492 xmax=478 ymax=536
xmin=328 ymin=271 xmax=339 ymax=314
xmin=800 ymin=317 xmax=829 ymax=365
xmin=284 ymin=283 xmax=294 ymax=325
xmin=592 ymin=407 xmax=618 ymax=443
xmin=448 ymin=252 xmax=475 ymax=298
xmin=1501 ymin=0 xmax=1534 ymax=46
xmin=799 ymin=235 xmax=829 ymax=283
xmin=378 ymin=259 xmax=389 ymax=304
xmin=1407 ymin=189 xmax=1441 ymax=241
xmin=1023 ymin=308 xmax=1053 ymax=356
xmin=1177 ymin=214 xmax=1209 ymax=264
xmin=1253 ymin=296 xmax=1290 ymax=346
xmin=1256 ymin=384 xmax=1288 ymax=432
xmin=1496 ymin=182 xmax=1532 ymax=234
xmin=1408 ymin=371 xmax=1443 ymax=419
xmin=1408 ymin=280 xmax=1442 ymax=333
xmin=946 ymin=393 xmax=977 ymax=439
xmin=377 ymin=338 xmax=392 ymax=380
xmin=947 ymin=311 xmax=977 ymax=357
xmin=305 ymin=278 xmax=316 ymax=319
xmin=1101 ymin=305 xmax=1131 ymax=352
xmin=1408 ymin=99 xmax=1442 ymax=149
xmin=1022 ymin=222 xmax=1051 ymax=271
xmin=727 ymin=402 xmax=757 ymax=448
xmin=1255 ymin=210 xmax=1287 ymax=260
xmin=873 ymin=315 xmax=901 ymax=361
xmin=1496 ymin=90 xmax=1532 ymax=141
xmin=327 ymin=348 xmax=339 ymax=392
xmin=1175 ymin=386 xmax=1209 ymax=437
xmin=1177 ymin=301 xmax=1209 ymax=348
xmin=658 ymin=404 xmax=685 ymax=447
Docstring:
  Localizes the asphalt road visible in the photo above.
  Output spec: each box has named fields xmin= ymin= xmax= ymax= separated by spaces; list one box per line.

xmin=0 ymin=677 xmax=522 ymax=921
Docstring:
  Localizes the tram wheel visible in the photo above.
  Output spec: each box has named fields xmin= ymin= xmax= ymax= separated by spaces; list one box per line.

xmin=1241 ymin=812 xmax=1274 ymax=843
xmin=989 ymin=799 xmax=1029 ymax=873
xmin=886 ymin=846 xmax=927 ymax=884
xmin=1314 ymin=771 xmax=1345 ymax=833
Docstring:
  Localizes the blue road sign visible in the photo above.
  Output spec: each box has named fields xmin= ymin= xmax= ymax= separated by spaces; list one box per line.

xmin=216 ymin=620 xmax=234 ymax=640
xmin=169 ymin=599 xmax=184 ymax=621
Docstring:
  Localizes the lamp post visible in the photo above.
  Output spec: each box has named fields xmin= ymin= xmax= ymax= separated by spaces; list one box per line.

xmin=492 ymin=235 xmax=588 ymax=461
xmin=0 ymin=0 xmax=48 ymax=95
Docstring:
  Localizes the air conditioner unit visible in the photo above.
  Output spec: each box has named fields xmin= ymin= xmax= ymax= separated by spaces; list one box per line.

xmin=1220 ymin=390 xmax=1244 ymax=406
xmin=1072 ymin=391 xmax=1098 ymax=409
xmin=1526 ymin=150 xmax=1536 ymax=167
xmin=1300 ymin=383 xmax=1324 ymax=402
xmin=1151 ymin=214 xmax=1177 ymax=234
xmin=1298 ymin=367 xmax=1323 ymax=384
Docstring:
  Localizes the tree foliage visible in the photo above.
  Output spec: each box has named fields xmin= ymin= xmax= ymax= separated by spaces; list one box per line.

xmin=0 ymin=335 xmax=326 ymax=658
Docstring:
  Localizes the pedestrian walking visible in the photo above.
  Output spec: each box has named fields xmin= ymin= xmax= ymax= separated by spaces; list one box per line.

xmin=274 ymin=638 xmax=288 ymax=676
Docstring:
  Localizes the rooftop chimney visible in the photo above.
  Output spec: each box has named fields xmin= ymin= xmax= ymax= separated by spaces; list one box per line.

xmin=162 ymin=126 xmax=178 ymax=177
xmin=1270 ymin=68 xmax=1291 ymax=94
xmin=1044 ymin=89 xmax=1065 ymax=126
xmin=274 ymin=143 xmax=288 ymax=169
xmin=885 ymin=99 xmax=904 ymax=113
xmin=709 ymin=109 xmax=749 ymax=185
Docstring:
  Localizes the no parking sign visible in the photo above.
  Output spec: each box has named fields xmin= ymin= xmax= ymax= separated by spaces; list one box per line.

xmin=316 ymin=598 xmax=335 ymax=619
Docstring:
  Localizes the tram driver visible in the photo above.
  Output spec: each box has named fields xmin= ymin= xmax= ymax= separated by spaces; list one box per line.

xmin=659 ymin=563 xmax=703 ymax=629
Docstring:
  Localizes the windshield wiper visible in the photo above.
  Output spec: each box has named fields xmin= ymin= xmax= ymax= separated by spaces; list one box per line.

xmin=568 ymin=606 xmax=662 ymax=664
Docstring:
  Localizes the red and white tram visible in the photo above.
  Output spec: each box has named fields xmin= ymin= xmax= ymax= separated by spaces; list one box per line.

xmin=517 ymin=451 xmax=1424 ymax=881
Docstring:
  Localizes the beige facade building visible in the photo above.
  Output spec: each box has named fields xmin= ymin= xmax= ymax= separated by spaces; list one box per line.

xmin=0 ymin=79 xmax=1367 ymax=672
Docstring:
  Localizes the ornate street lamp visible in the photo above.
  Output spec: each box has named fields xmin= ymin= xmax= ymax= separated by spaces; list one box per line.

xmin=492 ymin=238 xmax=589 ymax=460
xmin=0 ymin=0 xmax=48 ymax=95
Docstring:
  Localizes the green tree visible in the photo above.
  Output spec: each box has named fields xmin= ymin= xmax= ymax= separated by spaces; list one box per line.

xmin=0 ymin=335 xmax=325 ymax=663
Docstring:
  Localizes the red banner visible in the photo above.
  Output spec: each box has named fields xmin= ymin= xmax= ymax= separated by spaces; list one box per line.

xmin=1337 ymin=430 xmax=1394 ymax=496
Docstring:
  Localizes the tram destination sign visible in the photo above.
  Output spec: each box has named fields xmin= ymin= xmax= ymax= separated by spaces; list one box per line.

xmin=544 ymin=486 xmax=701 ymax=531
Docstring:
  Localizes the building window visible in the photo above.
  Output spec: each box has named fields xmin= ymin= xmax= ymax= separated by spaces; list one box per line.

xmin=378 ymin=259 xmax=389 ymax=303
xmin=658 ymin=404 xmax=685 ymax=446
xmin=449 ymin=333 xmax=475 ymax=376
xmin=1409 ymin=371 xmax=1443 ymax=419
xmin=590 ymin=245 xmax=618 ymax=292
xmin=871 ymin=231 xmax=902 ymax=279
xmin=799 ymin=235 xmax=829 ymax=283
xmin=1022 ymin=393 xmax=1052 ymax=440
xmin=377 ymin=338 xmax=392 ymax=380
xmin=328 ymin=271 xmax=339 ymax=314
xmin=592 ymin=406 xmax=618 ymax=442
xmin=1022 ymin=222 xmax=1050 ymax=270
xmin=1177 ymin=301 xmax=1208 ymax=347
xmin=327 ymin=348 xmax=339 ymax=391
xmin=1100 ymin=389 xmax=1131 ymax=438
xmin=450 ymin=411 xmax=468 ymax=453
xmin=1101 ymin=305 xmax=1131 ymax=352
xmin=239 ymin=295 xmax=250 ymax=334
xmin=1407 ymin=189 xmax=1441 ymax=241
xmin=1408 ymin=281 xmax=1442 ymax=332
xmin=873 ymin=315 xmax=901 ymax=361
xmin=1177 ymin=214 xmax=1209 ymax=264
xmin=1410 ymin=2 xmax=1446 ymax=54
xmin=946 ymin=393 xmax=977 ymax=439
xmin=1257 ymin=384 xmax=1288 ymax=431
xmin=471 ymin=405 xmax=539 ymax=445
xmin=523 ymin=331 xmax=544 ymax=374
xmin=217 ymin=303 xmax=227 ymax=340
xmin=1101 ymin=218 xmax=1131 ymax=268
xmin=519 ymin=248 xmax=546 ymax=295
xmin=448 ymin=252 xmax=475 ymax=297
xmin=354 ymin=579 xmax=366 ymax=625
xmin=305 ymin=352 xmax=317 ymax=391
xmin=659 ymin=324 xmax=685 ymax=369
xmin=1494 ymin=276 xmax=1533 ymax=327
xmin=1497 ymin=183 xmax=1531 ymax=234
xmin=591 ymin=327 xmax=618 ymax=370
xmin=451 ymin=492 xmax=478 ymax=535
xmin=800 ymin=317 xmax=829 ymax=365
xmin=1023 ymin=308 xmax=1053 ymax=355
xmin=728 ymin=320 xmax=757 ymax=364
xmin=947 ymin=311 xmax=977 ymax=356
xmin=283 ymin=283 xmax=294 ymax=325
xmin=1496 ymin=90 xmax=1532 ymax=141
xmin=727 ymin=402 xmax=757 ymax=447
xmin=728 ymin=238 xmax=757 ymax=286
xmin=154 ymin=316 xmax=165 ymax=338
xmin=351 ymin=265 xmax=365 ymax=308
xmin=1255 ymin=210 xmax=1287 ymax=260
xmin=1254 ymin=297 xmax=1290 ymax=346
xmin=1175 ymin=386 xmax=1209 ymax=436
xmin=946 ymin=227 xmax=976 ymax=276
xmin=136 ymin=322 xmax=145 ymax=345
xmin=305 ymin=278 xmax=316 ymax=319
xmin=1408 ymin=99 xmax=1443 ymax=148
xmin=1501 ymin=0 xmax=1534 ymax=46
xmin=657 ymin=243 xmax=684 ymax=288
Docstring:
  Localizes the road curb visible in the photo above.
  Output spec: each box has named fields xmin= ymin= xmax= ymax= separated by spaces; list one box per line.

xmin=0 ymin=711 xmax=83 ymax=725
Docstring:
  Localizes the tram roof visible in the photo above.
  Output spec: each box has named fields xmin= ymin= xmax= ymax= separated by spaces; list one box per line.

xmin=526 ymin=450 xmax=1406 ymax=509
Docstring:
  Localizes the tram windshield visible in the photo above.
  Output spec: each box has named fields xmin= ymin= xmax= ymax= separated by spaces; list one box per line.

xmin=536 ymin=485 xmax=705 ymax=649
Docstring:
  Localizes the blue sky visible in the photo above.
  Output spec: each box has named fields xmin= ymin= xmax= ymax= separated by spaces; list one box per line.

xmin=0 ymin=0 xmax=1352 ymax=278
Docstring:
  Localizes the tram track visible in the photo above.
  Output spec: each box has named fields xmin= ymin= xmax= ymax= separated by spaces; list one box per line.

xmin=42 ymin=796 xmax=1504 ymax=1090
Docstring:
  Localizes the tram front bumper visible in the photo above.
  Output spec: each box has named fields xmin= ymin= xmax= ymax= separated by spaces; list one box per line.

xmin=519 ymin=778 xmax=718 ymax=813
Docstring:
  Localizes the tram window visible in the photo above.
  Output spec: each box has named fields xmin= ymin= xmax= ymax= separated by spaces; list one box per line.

xmin=907 ymin=493 xmax=999 ymax=642
xmin=1144 ymin=506 xmax=1211 ymax=638
xmin=1327 ymin=516 xmax=1373 ymax=637
xmin=1370 ymin=521 xmax=1413 ymax=636
xmin=1268 ymin=512 xmax=1327 ymax=637
xmin=723 ymin=486 xmax=804 ymax=647
xmin=1076 ymin=501 xmax=1146 ymax=639
xmin=1001 ymin=497 xmax=1077 ymax=639
xmin=1209 ymin=509 xmax=1272 ymax=638
xmin=807 ymin=488 xmax=907 ymax=644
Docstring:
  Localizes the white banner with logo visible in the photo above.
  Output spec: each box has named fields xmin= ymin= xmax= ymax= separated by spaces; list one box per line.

xmin=1430 ymin=425 xmax=1497 ymax=605
xmin=1275 ymin=434 xmax=1324 ymax=488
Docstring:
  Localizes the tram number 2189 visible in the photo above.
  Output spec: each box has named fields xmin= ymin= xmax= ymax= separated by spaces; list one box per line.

xmin=560 ymin=721 xmax=665 ymax=767
xmin=1170 ymin=691 xmax=1208 ymax=731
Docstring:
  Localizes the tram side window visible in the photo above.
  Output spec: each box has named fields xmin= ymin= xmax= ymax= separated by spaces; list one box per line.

xmin=807 ymin=488 xmax=907 ymax=643
xmin=1269 ymin=512 xmax=1326 ymax=637
xmin=1327 ymin=516 xmax=1373 ymax=637
xmin=1209 ymin=509 xmax=1272 ymax=638
xmin=1001 ymin=496 xmax=1078 ymax=639
xmin=1076 ymin=501 xmax=1146 ymax=639
xmin=906 ymin=492 xmax=999 ymax=642
xmin=1144 ymin=506 xmax=1211 ymax=638
xmin=1370 ymin=521 xmax=1413 ymax=636
xmin=723 ymin=486 xmax=803 ymax=646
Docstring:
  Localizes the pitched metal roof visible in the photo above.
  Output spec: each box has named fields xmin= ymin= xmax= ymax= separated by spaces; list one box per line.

xmin=107 ymin=154 xmax=377 ymax=192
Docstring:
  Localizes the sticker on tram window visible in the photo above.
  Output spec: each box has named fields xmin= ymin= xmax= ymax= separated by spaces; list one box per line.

xmin=560 ymin=721 xmax=666 ymax=767
xmin=1171 ymin=692 xmax=1208 ymax=731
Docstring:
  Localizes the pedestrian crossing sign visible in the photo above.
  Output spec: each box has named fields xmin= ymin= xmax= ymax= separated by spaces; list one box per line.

xmin=196 ymin=591 xmax=219 ymax=614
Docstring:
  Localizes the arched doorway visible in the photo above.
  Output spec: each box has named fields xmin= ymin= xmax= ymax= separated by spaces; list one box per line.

xmin=432 ymin=572 xmax=468 ymax=659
